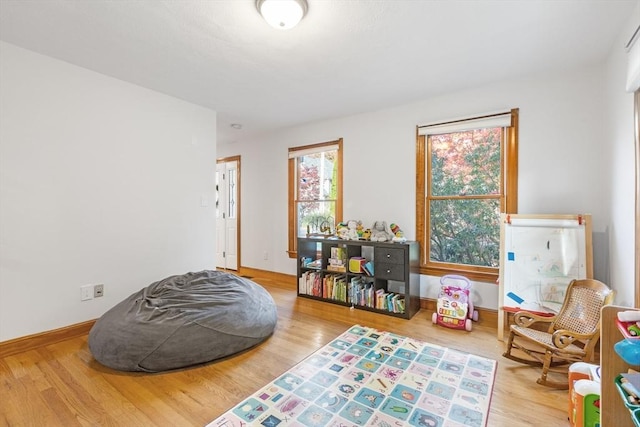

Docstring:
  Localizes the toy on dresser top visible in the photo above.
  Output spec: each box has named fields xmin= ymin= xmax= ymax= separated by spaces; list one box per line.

xmin=370 ymin=220 xmax=393 ymax=241
xmin=336 ymin=220 xmax=362 ymax=240
xmin=335 ymin=220 xmax=407 ymax=242
xmin=390 ymin=223 xmax=407 ymax=242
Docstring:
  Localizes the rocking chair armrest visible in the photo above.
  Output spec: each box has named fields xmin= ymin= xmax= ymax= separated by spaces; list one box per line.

xmin=513 ymin=311 xmax=556 ymax=328
xmin=551 ymin=329 xmax=592 ymax=349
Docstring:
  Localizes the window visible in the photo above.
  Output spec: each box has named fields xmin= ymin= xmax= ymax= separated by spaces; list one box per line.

xmin=416 ymin=109 xmax=518 ymax=282
xmin=288 ymin=139 xmax=343 ymax=258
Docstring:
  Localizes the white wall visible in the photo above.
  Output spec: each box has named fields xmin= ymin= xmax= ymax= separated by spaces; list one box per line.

xmin=605 ymin=2 xmax=640 ymax=307
xmin=219 ymin=48 xmax=636 ymax=310
xmin=0 ymin=42 xmax=218 ymax=341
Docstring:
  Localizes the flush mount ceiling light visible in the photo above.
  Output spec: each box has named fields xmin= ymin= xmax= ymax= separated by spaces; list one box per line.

xmin=256 ymin=0 xmax=308 ymax=30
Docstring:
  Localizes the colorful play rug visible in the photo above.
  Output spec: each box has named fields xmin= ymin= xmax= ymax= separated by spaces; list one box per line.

xmin=206 ymin=325 xmax=497 ymax=427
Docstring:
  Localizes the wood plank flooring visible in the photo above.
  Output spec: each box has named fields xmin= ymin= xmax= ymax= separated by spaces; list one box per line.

xmin=0 ymin=274 xmax=569 ymax=426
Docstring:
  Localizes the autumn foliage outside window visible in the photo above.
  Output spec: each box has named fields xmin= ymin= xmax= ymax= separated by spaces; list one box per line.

xmin=288 ymin=139 xmax=343 ymax=258
xmin=417 ymin=110 xmax=518 ymax=282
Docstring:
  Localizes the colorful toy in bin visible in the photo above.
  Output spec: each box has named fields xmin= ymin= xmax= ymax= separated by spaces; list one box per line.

xmin=615 ymin=339 xmax=640 ymax=365
xmin=431 ymin=274 xmax=478 ymax=331
xmin=615 ymin=310 xmax=640 ymax=365
xmin=572 ymin=379 xmax=601 ymax=427
xmin=568 ymin=362 xmax=601 ymax=427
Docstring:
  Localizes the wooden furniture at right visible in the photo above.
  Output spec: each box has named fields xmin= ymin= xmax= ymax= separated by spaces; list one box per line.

xmin=601 ymin=305 xmax=639 ymax=427
xmin=502 ymin=279 xmax=614 ymax=388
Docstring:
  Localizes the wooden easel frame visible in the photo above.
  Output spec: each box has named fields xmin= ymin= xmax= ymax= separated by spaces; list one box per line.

xmin=497 ymin=213 xmax=593 ymax=340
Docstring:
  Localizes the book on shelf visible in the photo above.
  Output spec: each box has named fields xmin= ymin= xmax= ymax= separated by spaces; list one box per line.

xmin=375 ymin=289 xmax=387 ymax=310
xmin=330 ymin=247 xmax=346 ymax=260
xmin=362 ymin=261 xmax=374 ymax=276
xmin=328 ymin=251 xmax=346 ymax=272
xmin=335 ymin=275 xmax=348 ymax=302
xmin=313 ymin=272 xmax=322 ymax=296
xmin=389 ymin=294 xmax=397 ymax=312
xmin=323 ymin=274 xmax=333 ymax=299
xmin=321 ymin=273 xmax=347 ymax=302
xmin=299 ymin=270 xmax=321 ymax=296
xmin=350 ymin=279 xmax=374 ymax=307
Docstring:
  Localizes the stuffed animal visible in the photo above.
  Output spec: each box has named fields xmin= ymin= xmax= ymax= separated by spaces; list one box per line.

xmin=336 ymin=222 xmax=349 ymax=239
xmin=370 ymin=220 xmax=393 ymax=242
xmin=346 ymin=220 xmax=359 ymax=240
xmin=362 ymin=228 xmax=372 ymax=240
xmin=390 ymin=223 xmax=407 ymax=243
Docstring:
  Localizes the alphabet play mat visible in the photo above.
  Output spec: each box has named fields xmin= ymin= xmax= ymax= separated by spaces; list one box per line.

xmin=206 ymin=325 xmax=497 ymax=426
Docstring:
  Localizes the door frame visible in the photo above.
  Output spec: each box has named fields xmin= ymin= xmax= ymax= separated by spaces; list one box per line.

xmin=635 ymin=91 xmax=639 ymax=308
xmin=217 ymin=155 xmax=241 ymax=271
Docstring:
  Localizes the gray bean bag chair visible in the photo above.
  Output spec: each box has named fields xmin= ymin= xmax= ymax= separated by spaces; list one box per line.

xmin=88 ymin=270 xmax=277 ymax=372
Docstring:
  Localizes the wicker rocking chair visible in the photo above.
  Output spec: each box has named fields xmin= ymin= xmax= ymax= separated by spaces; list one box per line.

xmin=502 ymin=279 xmax=614 ymax=389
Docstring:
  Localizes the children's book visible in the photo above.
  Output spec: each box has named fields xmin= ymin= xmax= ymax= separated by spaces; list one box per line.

xmin=362 ymin=261 xmax=374 ymax=276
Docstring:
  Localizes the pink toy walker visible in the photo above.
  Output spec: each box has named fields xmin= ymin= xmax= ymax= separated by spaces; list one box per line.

xmin=431 ymin=274 xmax=479 ymax=331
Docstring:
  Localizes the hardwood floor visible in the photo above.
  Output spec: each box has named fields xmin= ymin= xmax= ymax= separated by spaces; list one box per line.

xmin=0 ymin=273 xmax=569 ymax=426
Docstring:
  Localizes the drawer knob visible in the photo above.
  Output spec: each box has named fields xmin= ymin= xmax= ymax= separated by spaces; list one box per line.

xmin=386 ymin=254 xmax=391 ymax=258
xmin=386 ymin=269 xmax=391 ymax=274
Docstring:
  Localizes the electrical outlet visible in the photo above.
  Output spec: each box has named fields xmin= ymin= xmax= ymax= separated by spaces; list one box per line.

xmin=81 ymin=285 xmax=93 ymax=301
xmin=263 ymin=251 xmax=268 ymax=260
xmin=94 ymin=284 xmax=104 ymax=298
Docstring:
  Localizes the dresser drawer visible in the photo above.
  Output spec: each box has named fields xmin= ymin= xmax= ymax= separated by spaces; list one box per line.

xmin=374 ymin=247 xmax=405 ymax=265
xmin=375 ymin=262 xmax=405 ymax=281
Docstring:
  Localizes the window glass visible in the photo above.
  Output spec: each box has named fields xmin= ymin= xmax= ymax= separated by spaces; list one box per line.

xmin=430 ymin=129 xmax=501 ymax=197
xmin=429 ymin=199 xmax=501 ymax=267
xmin=296 ymin=151 xmax=337 ymax=235
xmin=417 ymin=109 xmax=518 ymax=281
xmin=288 ymin=139 xmax=343 ymax=257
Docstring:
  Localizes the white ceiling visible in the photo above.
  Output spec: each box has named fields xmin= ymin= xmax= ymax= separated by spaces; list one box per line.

xmin=0 ymin=0 xmax=637 ymax=144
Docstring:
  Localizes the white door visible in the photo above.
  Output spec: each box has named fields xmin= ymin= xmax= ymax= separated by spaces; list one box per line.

xmin=216 ymin=159 xmax=239 ymax=270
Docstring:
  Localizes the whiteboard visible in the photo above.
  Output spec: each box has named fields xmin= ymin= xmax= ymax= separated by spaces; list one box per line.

xmin=497 ymin=214 xmax=593 ymax=339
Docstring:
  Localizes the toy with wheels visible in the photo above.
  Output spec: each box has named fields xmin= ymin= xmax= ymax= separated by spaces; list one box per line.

xmin=431 ymin=274 xmax=478 ymax=331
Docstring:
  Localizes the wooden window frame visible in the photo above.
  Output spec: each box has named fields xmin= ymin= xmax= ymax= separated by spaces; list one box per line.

xmin=287 ymin=138 xmax=343 ymax=259
xmin=416 ymin=109 xmax=519 ymax=282
xmin=635 ymin=90 xmax=640 ymax=308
